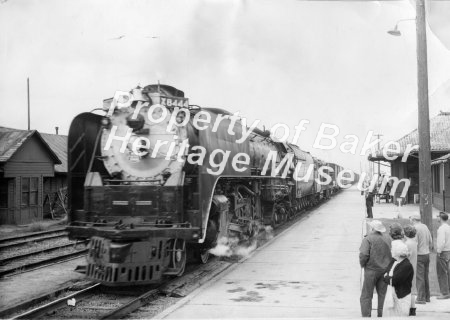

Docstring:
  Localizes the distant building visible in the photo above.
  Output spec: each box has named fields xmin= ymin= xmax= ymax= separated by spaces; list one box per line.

xmin=369 ymin=111 xmax=450 ymax=209
xmin=431 ymin=153 xmax=450 ymax=211
xmin=0 ymin=127 xmax=67 ymax=225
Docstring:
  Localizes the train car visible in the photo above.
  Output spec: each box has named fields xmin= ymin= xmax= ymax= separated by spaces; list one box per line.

xmin=328 ymin=162 xmax=344 ymax=194
xmin=67 ymin=84 xmax=347 ymax=286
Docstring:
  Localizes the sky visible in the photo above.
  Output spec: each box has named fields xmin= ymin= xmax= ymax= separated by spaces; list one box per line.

xmin=1 ymin=0 xmax=450 ymax=174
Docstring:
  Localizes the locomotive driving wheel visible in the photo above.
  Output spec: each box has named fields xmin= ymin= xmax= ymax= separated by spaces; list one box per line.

xmin=271 ymin=205 xmax=280 ymax=227
xmin=171 ymin=239 xmax=186 ymax=276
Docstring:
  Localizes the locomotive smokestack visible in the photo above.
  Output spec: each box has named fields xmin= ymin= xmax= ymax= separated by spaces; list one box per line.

xmin=55 ymin=126 xmax=59 ymax=135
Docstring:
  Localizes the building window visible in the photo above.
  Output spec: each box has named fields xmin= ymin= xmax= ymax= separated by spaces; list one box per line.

xmin=0 ymin=178 xmax=8 ymax=208
xmin=21 ymin=177 xmax=39 ymax=206
xmin=432 ymin=166 xmax=441 ymax=193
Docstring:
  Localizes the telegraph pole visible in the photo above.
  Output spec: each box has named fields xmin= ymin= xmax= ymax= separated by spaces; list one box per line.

xmin=416 ymin=0 xmax=433 ymax=231
xmin=374 ymin=133 xmax=383 ymax=176
xmin=374 ymin=133 xmax=383 ymax=203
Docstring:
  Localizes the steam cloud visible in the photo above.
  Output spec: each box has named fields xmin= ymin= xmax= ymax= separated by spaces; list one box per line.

xmin=208 ymin=225 xmax=274 ymax=259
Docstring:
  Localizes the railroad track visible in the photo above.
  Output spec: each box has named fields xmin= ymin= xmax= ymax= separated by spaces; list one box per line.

xmin=5 ymin=255 xmax=234 ymax=319
xmin=0 ymin=228 xmax=68 ymax=250
xmin=0 ymin=229 xmax=87 ymax=278
xmin=11 ymin=283 xmax=162 ymax=319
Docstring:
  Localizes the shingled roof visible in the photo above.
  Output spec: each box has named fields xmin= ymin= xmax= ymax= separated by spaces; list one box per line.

xmin=0 ymin=127 xmax=35 ymax=162
xmin=0 ymin=126 xmax=61 ymax=167
xmin=369 ymin=111 xmax=450 ymax=161
xmin=40 ymin=133 xmax=68 ymax=173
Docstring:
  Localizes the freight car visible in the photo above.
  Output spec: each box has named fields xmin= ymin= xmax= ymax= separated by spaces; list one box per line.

xmin=67 ymin=84 xmax=355 ymax=286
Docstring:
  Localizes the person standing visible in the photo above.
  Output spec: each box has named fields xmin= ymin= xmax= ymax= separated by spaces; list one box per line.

xmin=366 ymin=192 xmax=374 ymax=219
xmin=359 ymin=220 xmax=392 ymax=317
xmin=404 ymin=225 xmax=418 ymax=316
xmin=436 ymin=212 xmax=450 ymax=299
xmin=409 ymin=214 xmax=433 ymax=304
xmin=389 ymin=223 xmax=404 ymax=241
xmin=384 ymin=240 xmax=414 ymax=316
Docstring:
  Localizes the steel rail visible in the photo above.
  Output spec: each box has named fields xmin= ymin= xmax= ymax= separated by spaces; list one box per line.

xmin=0 ymin=232 xmax=68 ymax=250
xmin=11 ymin=283 xmax=100 ymax=319
xmin=0 ymin=228 xmax=66 ymax=243
xmin=0 ymin=241 xmax=86 ymax=264
xmin=99 ymin=287 xmax=160 ymax=319
xmin=0 ymin=249 xmax=88 ymax=278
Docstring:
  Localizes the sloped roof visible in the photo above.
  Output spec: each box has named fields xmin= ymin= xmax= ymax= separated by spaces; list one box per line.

xmin=431 ymin=153 xmax=450 ymax=166
xmin=0 ymin=126 xmax=61 ymax=165
xmin=370 ymin=111 xmax=450 ymax=161
xmin=0 ymin=127 xmax=34 ymax=162
xmin=40 ymin=133 xmax=68 ymax=173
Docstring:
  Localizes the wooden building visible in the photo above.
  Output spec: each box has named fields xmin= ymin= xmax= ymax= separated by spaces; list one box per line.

xmin=41 ymin=133 xmax=68 ymax=218
xmin=369 ymin=111 xmax=450 ymax=208
xmin=431 ymin=153 xmax=450 ymax=212
xmin=0 ymin=127 xmax=66 ymax=225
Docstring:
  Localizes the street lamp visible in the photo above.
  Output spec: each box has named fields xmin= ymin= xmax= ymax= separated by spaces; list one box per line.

xmin=387 ymin=1 xmax=433 ymax=231
xmin=387 ymin=18 xmax=416 ymax=36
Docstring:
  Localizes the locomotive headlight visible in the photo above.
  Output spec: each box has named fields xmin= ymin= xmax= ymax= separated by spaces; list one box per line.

xmin=109 ymin=243 xmax=132 ymax=263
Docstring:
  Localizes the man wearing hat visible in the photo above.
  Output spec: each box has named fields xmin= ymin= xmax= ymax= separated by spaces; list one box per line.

xmin=359 ymin=220 xmax=392 ymax=317
xmin=409 ymin=214 xmax=433 ymax=304
xmin=436 ymin=212 xmax=450 ymax=299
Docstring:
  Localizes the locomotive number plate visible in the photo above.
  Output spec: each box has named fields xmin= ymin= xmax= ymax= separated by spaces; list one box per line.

xmin=113 ymin=200 xmax=129 ymax=205
xmin=160 ymin=96 xmax=189 ymax=108
xmin=136 ymin=201 xmax=152 ymax=206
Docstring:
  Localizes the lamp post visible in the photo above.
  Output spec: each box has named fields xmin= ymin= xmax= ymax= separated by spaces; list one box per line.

xmin=387 ymin=18 xmax=416 ymax=36
xmin=388 ymin=0 xmax=433 ymax=231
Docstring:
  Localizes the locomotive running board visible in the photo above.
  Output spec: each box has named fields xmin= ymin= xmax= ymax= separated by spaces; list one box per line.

xmin=66 ymin=226 xmax=201 ymax=241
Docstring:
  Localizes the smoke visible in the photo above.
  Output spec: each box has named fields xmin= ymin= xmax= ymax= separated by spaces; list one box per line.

xmin=208 ymin=236 xmax=256 ymax=258
xmin=208 ymin=225 xmax=274 ymax=259
xmin=263 ymin=226 xmax=274 ymax=241
xmin=234 ymin=240 xmax=257 ymax=257
xmin=208 ymin=237 xmax=234 ymax=257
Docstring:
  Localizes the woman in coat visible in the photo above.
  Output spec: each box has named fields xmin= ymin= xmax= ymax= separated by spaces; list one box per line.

xmin=384 ymin=240 xmax=414 ymax=316
xmin=404 ymin=225 xmax=418 ymax=316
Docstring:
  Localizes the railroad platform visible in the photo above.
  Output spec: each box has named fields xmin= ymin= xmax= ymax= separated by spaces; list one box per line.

xmin=158 ymin=187 xmax=450 ymax=318
xmin=0 ymin=256 xmax=85 ymax=311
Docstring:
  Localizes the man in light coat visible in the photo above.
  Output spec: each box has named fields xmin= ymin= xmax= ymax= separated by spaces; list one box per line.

xmin=409 ymin=214 xmax=433 ymax=304
xmin=436 ymin=212 xmax=450 ymax=299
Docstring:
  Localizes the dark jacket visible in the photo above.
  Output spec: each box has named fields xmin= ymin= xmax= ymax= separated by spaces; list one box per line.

xmin=359 ymin=231 xmax=392 ymax=271
xmin=384 ymin=258 xmax=414 ymax=299
xmin=366 ymin=193 xmax=374 ymax=207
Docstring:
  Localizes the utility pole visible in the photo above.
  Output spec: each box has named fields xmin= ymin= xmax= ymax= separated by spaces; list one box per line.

xmin=374 ymin=133 xmax=383 ymax=203
xmin=374 ymin=133 xmax=383 ymax=176
xmin=27 ymin=77 xmax=30 ymax=130
xmin=416 ymin=0 xmax=433 ymax=231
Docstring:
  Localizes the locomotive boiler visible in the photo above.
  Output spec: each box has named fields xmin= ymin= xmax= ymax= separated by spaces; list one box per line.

xmin=67 ymin=84 xmax=349 ymax=286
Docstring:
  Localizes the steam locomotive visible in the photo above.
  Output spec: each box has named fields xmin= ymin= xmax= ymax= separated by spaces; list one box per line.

xmin=67 ymin=84 xmax=356 ymax=286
